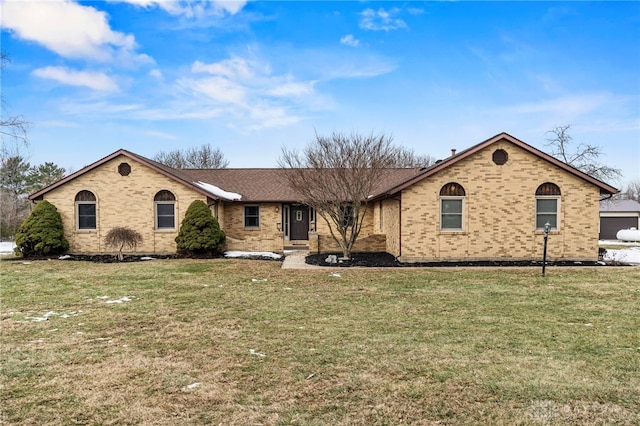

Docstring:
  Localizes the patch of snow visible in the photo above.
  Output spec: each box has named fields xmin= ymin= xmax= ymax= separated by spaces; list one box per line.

xmin=251 ymin=278 xmax=268 ymax=283
xmin=0 ymin=241 xmax=16 ymax=256
xmin=603 ymin=247 xmax=640 ymax=264
xmin=329 ymin=273 xmax=341 ymax=278
xmin=599 ymin=239 xmax=640 ymax=247
xmin=182 ymin=382 xmax=200 ymax=391
xmin=249 ymin=349 xmax=267 ymax=357
xmin=225 ymin=251 xmax=282 ymax=259
xmin=194 ymin=181 xmax=242 ymax=201
xmin=140 ymin=256 xmax=155 ymax=261
xmin=59 ymin=255 xmax=72 ymax=260
xmin=105 ymin=296 xmax=134 ymax=304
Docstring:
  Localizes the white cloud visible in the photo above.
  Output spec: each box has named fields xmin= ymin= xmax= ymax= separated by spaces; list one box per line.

xmin=506 ymin=93 xmax=614 ymax=117
xmin=183 ymin=76 xmax=248 ymax=104
xmin=267 ymin=81 xmax=316 ymax=97
xmin=32 ymin=66 xmax=119 ymax=92
xmin=191 ymin=58 xmax=257 ymax=80
xmin=1 ymin=0 xmax=151 ymax=65
xmin=149 ymin=69 xmax=164 ymax=80
xmin=340 ymin=34 xmax=360 ymax=47
xmin=360 ymin=8 xmax=407 ymax=32
xmin=110 ymin=0 xmax=248 ymax=17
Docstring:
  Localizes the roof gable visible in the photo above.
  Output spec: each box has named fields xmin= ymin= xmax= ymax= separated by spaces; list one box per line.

xmin=28 ymin=149 xmax=218 ymax=201
xmin=377 ymin=132 xmax=619 ymax=197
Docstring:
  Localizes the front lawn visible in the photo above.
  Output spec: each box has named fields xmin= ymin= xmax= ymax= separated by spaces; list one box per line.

xmin=1 ymin=259 xmax=639 ymax=425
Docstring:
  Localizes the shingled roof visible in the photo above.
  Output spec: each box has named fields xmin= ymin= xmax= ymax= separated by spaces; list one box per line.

xmin=29 ymin=132 xmax=618 ymax=202
xmin=28 ymin=149 xmax=424 ymax=202
xmin=373 ymin=132 xmax=619 ymax=198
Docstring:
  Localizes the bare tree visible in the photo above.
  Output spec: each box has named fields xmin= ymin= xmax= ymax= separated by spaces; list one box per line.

xmin=391 ymin=147 xmax=437 ymax=168
xmin=104 ymin=227 xmax=143 ymax=261
xmin=154 ymin=144 xmax=229 ymax=169
xmin=280 ymin=131 xmax=417 ymax=259
xmin=1 ymin=52 xmax=29 ymax=147
xmin=545 ymin=125 xmax=621 ymax=182
xmin=617 ymin=179 xmax=640 ymax=202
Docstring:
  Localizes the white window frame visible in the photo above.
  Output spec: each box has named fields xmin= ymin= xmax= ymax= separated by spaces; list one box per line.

xmin=244 ymin=205 xmax=260 ymax=229
xmin=155 ymin=201 xmax=176 ymax=230
xmin=76 ymin=201 xmax=97 ymax=231
xmin=535 ymin=196 xmax=560 ymax=231
xmin=440 ymin=196 xmax=464 ymax=231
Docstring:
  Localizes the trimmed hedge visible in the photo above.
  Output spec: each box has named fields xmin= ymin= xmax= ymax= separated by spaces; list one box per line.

xmin=15 ymin=200 xmax=69 ymax=257
xmin=175 ymin=200 xmax=225 ymax=256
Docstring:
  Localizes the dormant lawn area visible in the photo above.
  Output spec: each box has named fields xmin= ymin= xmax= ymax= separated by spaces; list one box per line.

xmin=1 ymin=259 xmax=639 ymax=425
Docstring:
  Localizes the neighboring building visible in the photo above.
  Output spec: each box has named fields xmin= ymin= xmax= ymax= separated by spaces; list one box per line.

xmin=599 ymin=199 xmax=640 ymax=240
xmin=28 ymin=132 xmax=618 ymax=262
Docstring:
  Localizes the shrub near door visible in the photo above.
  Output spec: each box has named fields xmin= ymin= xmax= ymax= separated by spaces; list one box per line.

xmin=175 ymin=200 xmax=226 ymax=257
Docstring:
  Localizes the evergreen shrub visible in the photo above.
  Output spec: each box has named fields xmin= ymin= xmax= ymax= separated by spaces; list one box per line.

xmin=175 ymin=200 xmax=225 ymax=256
xmin=15 ymin=200 xmax=69 ymax=257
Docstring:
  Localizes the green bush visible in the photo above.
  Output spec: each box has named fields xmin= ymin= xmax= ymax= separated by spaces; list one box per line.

xmin=175 ymin=200 xmax=225 ymax=256
xmin=15 ymin=200 xmax=69 ymax=257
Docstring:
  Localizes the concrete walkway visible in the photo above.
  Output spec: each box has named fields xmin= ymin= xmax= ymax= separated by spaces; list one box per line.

xmin=281 ymin=250 xmax=322 ymax=269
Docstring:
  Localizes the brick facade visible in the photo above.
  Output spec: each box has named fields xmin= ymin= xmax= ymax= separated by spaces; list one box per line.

xmin=397 ymin=141 xmax=601 ymax=262
xmin=31 ymin=135 xmax=613 ymax=260
xmin=40 ymin=155 xmax=206 ymax=254
xmin=219 ymin=202 xmax=284 ymax=252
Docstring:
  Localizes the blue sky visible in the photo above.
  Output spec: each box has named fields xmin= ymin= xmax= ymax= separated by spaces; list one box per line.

xmin=2 ymin=1 xmax=639 ymax=185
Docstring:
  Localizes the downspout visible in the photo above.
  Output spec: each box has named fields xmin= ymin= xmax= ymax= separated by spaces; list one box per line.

xmin=398 ymin=194 xmax=402 ymax=258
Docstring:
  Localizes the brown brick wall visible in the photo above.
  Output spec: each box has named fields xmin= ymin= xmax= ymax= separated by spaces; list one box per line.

xmin=398 ymin=141 xmax=601 ymax=262
xmin=219 ymin=202 xmax=284 ymax=252
xmin=40 ymin=155 xmax=206 ymax=254
xmin=381 ymin=198 xmax=401 ymax=256
xmin=310 ymin=206 xmax=383 ymax=254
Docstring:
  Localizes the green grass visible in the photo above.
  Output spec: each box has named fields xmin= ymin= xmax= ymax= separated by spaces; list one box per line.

xmin=1 ymin=259 xmax=639 ymax=425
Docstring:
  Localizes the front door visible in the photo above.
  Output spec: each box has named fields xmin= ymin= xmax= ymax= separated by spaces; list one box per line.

xmin=290 ymin=205 xmax=309 ymax=240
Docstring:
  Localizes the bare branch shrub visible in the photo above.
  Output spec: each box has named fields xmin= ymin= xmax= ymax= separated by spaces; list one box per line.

xmin=104 ymin=227 xmax=143 ymax=260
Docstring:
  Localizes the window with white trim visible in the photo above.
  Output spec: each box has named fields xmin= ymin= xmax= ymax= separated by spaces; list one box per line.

xmin=75 ymin=190 xmax=97 ymax=230
xmin=154 ymin=190 xmax=175 ymax=229
xmin=440 ymin=182 xmax=465 ymax=231
xmin=535 ymin=183 xmax=560 ymax=230
xmin=244 ymin=205 xmax=259 ymax=228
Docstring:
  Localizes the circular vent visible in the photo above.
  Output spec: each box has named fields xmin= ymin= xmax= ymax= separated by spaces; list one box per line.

xmin=118 ymin=162 xmax=131 ymax=176
xmin=492 ymin=149 xmax=508 ymax=165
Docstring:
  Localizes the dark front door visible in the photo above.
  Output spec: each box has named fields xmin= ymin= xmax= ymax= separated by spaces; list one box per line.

xmin=290 ymin=205 xmax=309 ymax=240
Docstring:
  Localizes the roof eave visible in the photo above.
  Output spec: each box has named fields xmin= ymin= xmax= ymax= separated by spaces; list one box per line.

xmin=378 ymin=132 xmax=619 ymax=197
xmin=28 ymin=149 xmax=221 ymax=202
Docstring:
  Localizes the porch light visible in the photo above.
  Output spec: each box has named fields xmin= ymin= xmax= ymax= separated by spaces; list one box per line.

xmin=276 ymin=221 xmax=281 ymax=231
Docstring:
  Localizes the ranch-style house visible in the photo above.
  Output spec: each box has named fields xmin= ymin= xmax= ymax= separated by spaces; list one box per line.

xmin=29 ymin=132 xmax=618 ymax=262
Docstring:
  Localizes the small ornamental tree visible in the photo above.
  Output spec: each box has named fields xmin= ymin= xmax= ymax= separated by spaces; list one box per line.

xmin=104 ymin=227 xmax=143 ymax=261
xmin=175 ymin=200 xmax=225 ymax=257
xmin=14 ymin=200 xmax=69 ymax=257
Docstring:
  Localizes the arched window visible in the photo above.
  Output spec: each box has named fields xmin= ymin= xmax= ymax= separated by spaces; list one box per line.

xmin=154 ymin=190 xmax=176 ymax=229
xmin=535 ymin=183 xmax=561 ymax=230
xmin=75 ymin=190 xmax=97 ymax=230
xmin=440 ymin=182 xmax=466 ymax=197
xmin=440 ymin=183 xmax=465 ymax=230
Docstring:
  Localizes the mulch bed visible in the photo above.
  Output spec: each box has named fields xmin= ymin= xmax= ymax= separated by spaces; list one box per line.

xmin=305 ymin=252 xmax=621 ymax=267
